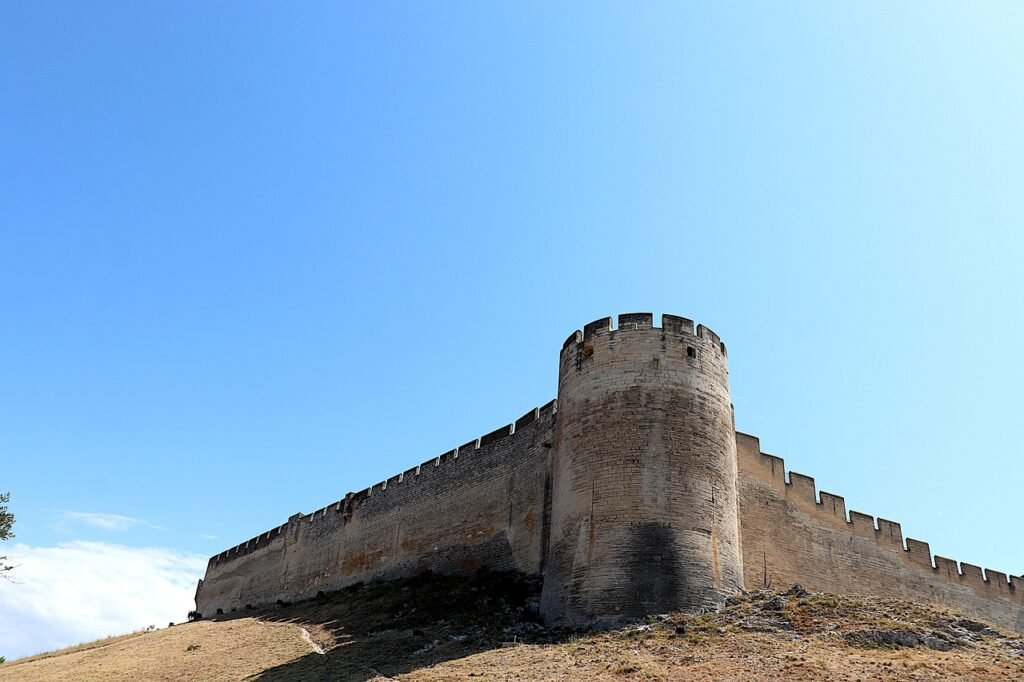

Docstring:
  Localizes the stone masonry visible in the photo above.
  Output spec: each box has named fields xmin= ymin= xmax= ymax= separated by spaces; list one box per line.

xmin=195 ymin=313 xmax=1024 ymax=632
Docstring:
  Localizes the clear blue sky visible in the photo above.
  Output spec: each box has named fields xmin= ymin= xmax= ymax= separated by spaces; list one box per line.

xmin=2 ymin=1 xmax=1023 ymax=654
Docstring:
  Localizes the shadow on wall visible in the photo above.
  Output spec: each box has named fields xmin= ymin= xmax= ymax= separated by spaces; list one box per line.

xmin=243 ymin=571 xmax=553 ymax=682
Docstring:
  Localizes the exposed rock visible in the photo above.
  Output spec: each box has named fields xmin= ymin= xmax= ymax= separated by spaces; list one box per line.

xmin=955 ymin=618 xmax=990 ymax=632
xmin=844 ymin=629 xmax=953 ymax=651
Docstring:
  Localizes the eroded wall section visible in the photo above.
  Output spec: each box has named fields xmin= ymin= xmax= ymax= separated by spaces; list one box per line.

xmin=736 ymin=432 xmax=1024 ymax=633
xmin=196 ymin=402 xmax=555 ymax=614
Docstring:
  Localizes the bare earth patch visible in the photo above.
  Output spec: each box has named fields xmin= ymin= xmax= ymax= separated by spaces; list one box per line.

xmin=3 ymin=575 xmax=1023 ymax=681
xmin=0 ymin=619 xmax=312 ymax=682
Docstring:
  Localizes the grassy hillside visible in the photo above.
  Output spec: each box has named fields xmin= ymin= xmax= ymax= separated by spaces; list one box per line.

xmin=3 ymin=573 xmax=1023 ymax=681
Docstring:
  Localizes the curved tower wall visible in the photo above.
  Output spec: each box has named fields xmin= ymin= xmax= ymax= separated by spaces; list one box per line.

xmin=540 ymin=313 xmax=744 ymax=626
xmin=196 ymin=310 xmax=1024 ymax=633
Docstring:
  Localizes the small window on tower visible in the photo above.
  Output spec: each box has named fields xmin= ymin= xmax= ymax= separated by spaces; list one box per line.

xmin=687 ymin=346 xmax=696 ymax=358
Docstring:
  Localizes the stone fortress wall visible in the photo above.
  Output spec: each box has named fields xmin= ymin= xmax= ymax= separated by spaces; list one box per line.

xmin=197 ymin=402 xmax=555 ymax=613
xmin=540 ymin=314 xmax=744 ymax=625
xmin=736 ymin=432 xmax=1024 ymax=633
xmin=196 ymin=313 xmax=1024 ymax=633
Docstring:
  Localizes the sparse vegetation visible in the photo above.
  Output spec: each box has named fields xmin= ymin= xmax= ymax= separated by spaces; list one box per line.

xmin=2 ymin=577 xmax=1023 ymax=681
xmin=6 ymin=630 xmax=152 ymax=666
xmin=0 ymin=492 xmax=14 ymax=578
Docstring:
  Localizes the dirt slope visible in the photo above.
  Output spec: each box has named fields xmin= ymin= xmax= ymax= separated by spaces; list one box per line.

xmin=3 ymin=573 xmax=1023 ymax=681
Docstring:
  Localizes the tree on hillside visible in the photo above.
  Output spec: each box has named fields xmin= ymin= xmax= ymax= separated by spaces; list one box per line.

xmin=0 ymin=492 xmax=14 ymax=578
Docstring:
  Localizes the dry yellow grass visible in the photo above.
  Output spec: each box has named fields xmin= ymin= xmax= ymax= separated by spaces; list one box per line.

xmin=0 ymin=619 xmax=311 ymax=682
xmin=2 ymin=575 xmax=1022 ymax=681
xmin=398 ymin=626 xmax=1024 ymax=681
xmin=10 ymin=631 xmax=150 ymax=666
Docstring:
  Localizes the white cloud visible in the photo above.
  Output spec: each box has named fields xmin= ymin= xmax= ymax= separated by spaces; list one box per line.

xmin=50 ymin=510 xmax=165 ymax=533
xmin=198 ymin=533 xmax=219 ymax=541
xmin=0 ymin=541 xmax=206 ymax=660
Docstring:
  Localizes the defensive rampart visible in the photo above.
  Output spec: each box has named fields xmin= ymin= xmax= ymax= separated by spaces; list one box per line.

xmin=196 ymin=401 xmax=555 ymax=613
xmin=540 ymin=313 xmax=743 ymax=625
xmin=736 ymin=432 xmax=1024 ymax=633
xmin=196 ymin=312 xmax=1024 ymax=633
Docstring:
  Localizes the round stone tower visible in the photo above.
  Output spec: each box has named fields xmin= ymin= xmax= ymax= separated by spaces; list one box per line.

xmin=539 ymin=313 xmax=744 ymax=626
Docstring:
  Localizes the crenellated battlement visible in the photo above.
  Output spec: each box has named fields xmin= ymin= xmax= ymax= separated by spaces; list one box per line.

xmin=737 ymin=432 xmax=1023 ymax=596
xmin=560 ymin=313 xmax=727 ymax=356
xmin=543 ymin=311 xmax=742 ymax=624
xmin=209 ymin=400 xmax=557 ymax=568
xmin=209 ymin=523 xmax=289 ymax=567
xmin=197 ymin=313 xmax=1022 ymax=633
